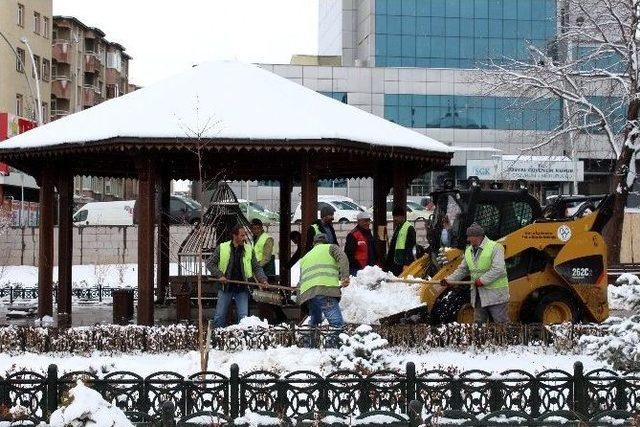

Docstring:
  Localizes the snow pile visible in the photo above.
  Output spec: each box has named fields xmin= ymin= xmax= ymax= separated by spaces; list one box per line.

xmin=34 ymin=316 xmax=54 ymax=327
xmin=340 ymin=266 xmax=423 ymax=324
xmin=609 ymin=274 xmax=640 ymax=311
xmin=234 ymin=409 xmax=281 ymax=426
xmin=580 ymin=315 xmax=640 ymax=371
xmin=224 ymin=316 xmax=269 ymax=331
xmin=49 ymin=380 xmax=133 ymax=427
xmin=332 ymin=325 xmax=393 ymax=373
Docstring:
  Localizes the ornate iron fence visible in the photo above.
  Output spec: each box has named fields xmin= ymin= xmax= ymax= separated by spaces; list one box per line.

xmin=0 ymin=362 xmax=638 ymax=425
xmin=0 ymin=285 xmax=138 ymax=304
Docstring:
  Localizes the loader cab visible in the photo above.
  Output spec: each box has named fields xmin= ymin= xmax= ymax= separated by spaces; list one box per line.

xmin=428 ymin=186 xmax=542 ymax=252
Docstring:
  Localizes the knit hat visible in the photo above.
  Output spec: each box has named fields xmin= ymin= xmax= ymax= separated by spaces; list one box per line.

xmin=320 ymin=205 xmax=335 ymax=218
xmin=466 ymin=223 xmax=485 ymax=237
xmin=313 ymin=233 xmax=328 ymax=243
xmin=357 ymin=211 xmax=372 ymax=221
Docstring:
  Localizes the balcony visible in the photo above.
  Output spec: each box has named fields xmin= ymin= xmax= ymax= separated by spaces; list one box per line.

xmin=84 ymin=52 xmax=102 ymax=74
xmin=51 ymin=75 xmax=72 ymax=99
xmin=52 ymin=39 xmax=71 ymax=64
xmin=83 ymin=86 xmax=104 ymax=107
xmin=51 ymin=109 xmax=70 ymax=120
xmin=105 ymin=68 xmax=121 ymax=85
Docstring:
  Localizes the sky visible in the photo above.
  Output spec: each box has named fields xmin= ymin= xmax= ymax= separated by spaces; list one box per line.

xmin=53 ymin=0 xmax=320 ymax=86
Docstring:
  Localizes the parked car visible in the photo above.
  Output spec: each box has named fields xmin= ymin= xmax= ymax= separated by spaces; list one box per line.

xmin=238 ymin=199 xmax=279 ymax=224
xmin=408 ymin=195 xmax=434 ymax=210
xmin=132 ymin=195 xmax=202 ymax=225
xmin=73 ymin=201 xmax=135 ymax=226
xmin=292 ymin=195 xmax=365 ymax=224
xmin=377 ymin=200 xmax=433 ymax=225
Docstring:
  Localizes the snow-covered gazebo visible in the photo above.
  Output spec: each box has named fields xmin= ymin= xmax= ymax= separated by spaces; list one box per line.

xmin=0 ymin=61 xmax=452 ymax=326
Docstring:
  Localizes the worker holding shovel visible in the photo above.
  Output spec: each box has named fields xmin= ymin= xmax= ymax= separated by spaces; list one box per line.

xmin=441 ymin=223 xmax=510 ymax=324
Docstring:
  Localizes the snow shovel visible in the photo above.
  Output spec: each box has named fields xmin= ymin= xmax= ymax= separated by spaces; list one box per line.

xmin=375 ymin=277 xmax=472 ymax=287
xmin=213 ymin=278 xmax=297 ymax=306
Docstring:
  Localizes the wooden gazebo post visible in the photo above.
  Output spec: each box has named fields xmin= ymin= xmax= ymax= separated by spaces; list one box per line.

xmin=373 ymin=162 xmax=392 ymax=264
xmin=137 ymin=158 xmax=157 ymax=325
xmin=392 ymin=161 xmax=408 ymax=213
xmin=57 ymin=171 xmax=74 ymax=327
xmin=279 ymin=176 xmax=292 ymax=286
xmin=156 ymin=168 xmax=170 ymax=304
xmin=300 ymin=157 xmax=318 ymax=254
xmin=37 ymin=167 xmax=55 ymax=319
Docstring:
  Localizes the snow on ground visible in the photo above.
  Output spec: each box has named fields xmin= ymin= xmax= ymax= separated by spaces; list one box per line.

xmin=0 ymin=346 xmax=607 ymax=377
xmin=340 ymin=266 xmax=423 ymax=325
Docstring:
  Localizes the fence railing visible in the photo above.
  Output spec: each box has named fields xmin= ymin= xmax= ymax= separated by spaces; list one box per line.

xmin=0 ymin=362 xmax=638 ymax=425
xmin=0 ymin=285 xmax=138 ymax=304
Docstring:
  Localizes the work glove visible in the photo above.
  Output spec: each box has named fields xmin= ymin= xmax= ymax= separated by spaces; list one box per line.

xmin=440 ymin=279 xmax=450 ymax=287
xmin=340 ymin=278 xmax=350 ymax=288
xmin=474 ymin=279 xmax=484 ymax=288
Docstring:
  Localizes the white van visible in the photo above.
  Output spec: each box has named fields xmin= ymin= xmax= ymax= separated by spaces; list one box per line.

xmin=73 ymin=200 xmax=135 ymax=226
xmin=292 ymin=195 xmax=365 ymax=224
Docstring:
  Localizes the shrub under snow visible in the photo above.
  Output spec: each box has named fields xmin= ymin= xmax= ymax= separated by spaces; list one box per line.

xmin=580 ymin=315 xmax=640 ymax=371
xmin=331 ymin=325 xmax=393 ymax=373
xmin=49 ymin=380 xmax=133 ymax=427
xmin=609 ymin=273 xmax=640 ymax=311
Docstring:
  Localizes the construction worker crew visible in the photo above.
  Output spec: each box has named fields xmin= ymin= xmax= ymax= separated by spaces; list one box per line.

xmin=344 ymin=211 xmax=376 ymax=276
xmin=207 ymin=224 xmax=269 ymax=328
xmin=298 ymin=233 xmax=350 ymax=347
xmin=441 ymin=223 xmax=510 ymax=324
xmin=384 ymin=206 xmax=416 ymax=276
xmin=306 ymin=205 xmax=338 ymax=251
xmin=250 ymin=218 xmax=276 ymax=278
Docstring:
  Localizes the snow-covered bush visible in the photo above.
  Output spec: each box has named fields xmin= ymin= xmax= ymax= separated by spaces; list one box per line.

xmin=580 ymin=315 xmax=640 ymax=371
xmin=331 ymin=325 xmax=393 ymax=373
xmin=609 ymin=273 xmax=640 ymax=311
xmin=49 ymin=380 xmax=133 ymax=427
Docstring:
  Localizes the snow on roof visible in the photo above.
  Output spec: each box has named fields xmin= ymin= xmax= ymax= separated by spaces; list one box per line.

xmin=502 ymin=155 xmax=572 ymax=162
xmin=1 ymin=61 xmax=452 ymax=154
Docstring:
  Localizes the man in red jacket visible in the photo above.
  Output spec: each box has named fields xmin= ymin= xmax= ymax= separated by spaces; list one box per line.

xmin=344 ymin=211 xmax=376 ymax=276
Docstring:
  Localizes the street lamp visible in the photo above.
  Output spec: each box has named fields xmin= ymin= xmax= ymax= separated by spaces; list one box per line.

xmin=20 ymin=37 xmax=42 ymax=125
xmin=0 ymin=31 xmax=37 ymax=122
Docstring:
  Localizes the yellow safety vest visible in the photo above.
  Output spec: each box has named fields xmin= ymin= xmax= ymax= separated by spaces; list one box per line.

xmin=299 ymin=244 xmax=340 ymax=294
xmin=253 ymin=233 xmax=271 ymax=263
xmin=464 ymin=239 xmax=509 ymax=289
xmin=218 ymin=241 xmax=253 ymax=278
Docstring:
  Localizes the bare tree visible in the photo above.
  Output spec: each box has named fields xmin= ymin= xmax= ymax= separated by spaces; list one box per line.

xmin=176 ymin=97 xmax=224 ymax=372
xmin=484 ymin=0 xmax=640 ymax=263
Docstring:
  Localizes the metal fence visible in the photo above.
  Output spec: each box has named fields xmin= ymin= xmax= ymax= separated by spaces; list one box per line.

xmin=0 ymin=285 xmax=138 ymax=304
xmin=1 ymin=362 xmax=638 ymax=426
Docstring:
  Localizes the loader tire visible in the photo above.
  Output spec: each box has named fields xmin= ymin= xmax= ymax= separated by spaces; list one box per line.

xmin=431 ymin=286 xmax=473 ymax=325
xmin=535 ymin=292 xmax=577 ymax=324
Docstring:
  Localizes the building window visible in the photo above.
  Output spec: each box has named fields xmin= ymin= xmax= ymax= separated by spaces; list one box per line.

xmin=42 ymin=59 xmax=50 ymax=81
xmin=16 ymin=94 xmax=24 ymax=117
xmin=43 ymin=17 xmax=49 ymax=38
xmin=319 ymin=91 xmax=348 ymax=103
xmin=17 ymin=3 xmax=24 ymax=27
xmin=32 ymin=55 xmax=41 ymax=79
xmin=16 ymin=47 xmax=25 ymax=72
xmin=33 ymin=12 xmax=41 ymax=35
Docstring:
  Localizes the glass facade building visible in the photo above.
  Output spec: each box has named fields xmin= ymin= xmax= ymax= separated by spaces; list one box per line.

xmin=374 ymin=0 xmax=557 ymax=68
xmin=384 ymin=94 xmax=562 ymax=131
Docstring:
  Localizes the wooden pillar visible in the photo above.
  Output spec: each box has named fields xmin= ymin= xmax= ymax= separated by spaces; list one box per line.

xmin=137 ymin=158 xmax=157 ymax=325
xmin=300 ymin=157 xmax=318 ymax=254
xmin=156 ymin=170 xmax=170 ymax=304
xmin=373 ymin=163 xmax=391 ymax=264
xmin=279 ymin=176 xmax=292 ymax=286
xmin=392 ymin=161 xmax=408 ymax=213
xmin=37 ymin=168 xmax=55 ymax=319
xmin=57 ymin=172 xmax=74 ymax=328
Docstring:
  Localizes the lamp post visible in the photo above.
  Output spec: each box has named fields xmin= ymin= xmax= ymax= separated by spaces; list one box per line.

xmin=20 ymin=37 xmax=42 ymax=126
xmin=0 ymin=31 xmax=37 ymax=121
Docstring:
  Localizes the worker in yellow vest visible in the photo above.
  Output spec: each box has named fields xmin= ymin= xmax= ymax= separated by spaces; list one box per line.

xmin=250 ymin=219 xmax=276 ymax=279
xmin=207 ymin=224 xmax=268 ymax=328
xmin=298 ymin=233 xmax=350 ymax=347
xmin=441 ymin=223 xmax=510 ymax=323
xmin=305 ymin=205 xmax=338 ymax=253
xmin=384 ymin=206 xmax=416 ymax=276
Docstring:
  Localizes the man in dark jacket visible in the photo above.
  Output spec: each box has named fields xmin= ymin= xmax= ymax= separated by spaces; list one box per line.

xmin=384 ymin=207 xmax=416 ymax=276
xmin=305 ymin=205 xmax=338 ymax=252
xmin=344 ymin=211 xmax=376 ymax=275
xmin=207 ymin=224 xmax=268 ymax=327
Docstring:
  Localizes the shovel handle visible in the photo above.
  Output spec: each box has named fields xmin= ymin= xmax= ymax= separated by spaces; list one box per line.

xmin=388 ymin=278 xmax=472 ymax=286
xmin=215 ymin=278 xmax=299 ymax=293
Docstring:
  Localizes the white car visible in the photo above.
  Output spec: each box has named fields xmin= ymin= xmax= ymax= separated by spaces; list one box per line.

xmin=379 ymin=200 xmax=433 ymax=224
xmin=73 ymin=200 xmax=135 ymax=226
xmin=292 ymin=195 xmax=365 ymax=224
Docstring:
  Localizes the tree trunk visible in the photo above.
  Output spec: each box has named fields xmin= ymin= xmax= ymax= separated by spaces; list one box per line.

xmin=604 ymin=98 xmax=640 ymax=265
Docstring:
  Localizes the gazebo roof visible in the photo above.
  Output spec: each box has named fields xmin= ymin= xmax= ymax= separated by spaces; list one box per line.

xmin=0 ymin=61 xmax=452 ymax=154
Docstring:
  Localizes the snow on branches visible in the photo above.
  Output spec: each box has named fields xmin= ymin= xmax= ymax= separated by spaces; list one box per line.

xmin=331 ymin=325 xmax=394 ymax=374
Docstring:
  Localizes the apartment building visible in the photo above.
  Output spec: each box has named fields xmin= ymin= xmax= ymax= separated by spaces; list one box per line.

xmin=0 ymin=1 xmax=52 ymax=218
xmin=51 ymin=16 xmax=136 ymax=204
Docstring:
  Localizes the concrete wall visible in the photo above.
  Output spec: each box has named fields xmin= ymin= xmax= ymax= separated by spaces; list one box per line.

xmin=0 ymin=222 xmax=425 ymax=267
